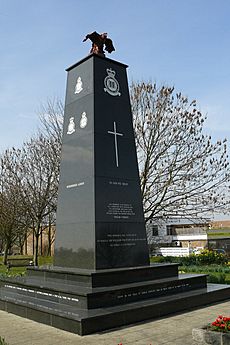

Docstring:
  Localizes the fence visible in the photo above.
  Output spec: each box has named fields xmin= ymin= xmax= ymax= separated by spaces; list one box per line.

xmin=153 ymin=247 xmax=190 ymax=257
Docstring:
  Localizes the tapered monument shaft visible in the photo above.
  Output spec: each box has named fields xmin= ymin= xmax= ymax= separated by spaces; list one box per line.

xmin=54 ymin=54 xmax=150 ymax=269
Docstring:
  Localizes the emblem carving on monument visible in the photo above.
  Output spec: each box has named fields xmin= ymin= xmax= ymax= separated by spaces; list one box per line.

xmin=67 ymin=117 xmax=76 ymax=135
xmin=74 ymin=76 xmax=83 ymax=94
xmin=80 ymin=111 xmax=88 ymax=128
xmin=104 ymin=68 xmax=121 ymax=96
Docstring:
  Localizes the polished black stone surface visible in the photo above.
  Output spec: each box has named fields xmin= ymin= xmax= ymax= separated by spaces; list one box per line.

xmin=0 ymin=272 xmax=207 ymax=310
xmin=27 ymin=263 xmax=180 ymax=287
xmin=0 ymin=270 xmax=206 ymax=307
xmin=0 ymin=261 xmax=229 ymax=335
xmin=0 ymin=276 xmax=230 ymax=335
xmin=54 ymin=54 xmax=149 ymax=269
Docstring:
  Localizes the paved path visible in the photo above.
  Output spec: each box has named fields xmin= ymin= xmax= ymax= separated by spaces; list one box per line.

xmin=0 ymin=301 xmax=229 ymax=345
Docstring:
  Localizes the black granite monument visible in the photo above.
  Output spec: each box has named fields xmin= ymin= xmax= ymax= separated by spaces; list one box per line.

xmin=54 ymin=54 xmax=150 ymax=270
xmin=0 ymin=54 xmax=230 ymax=336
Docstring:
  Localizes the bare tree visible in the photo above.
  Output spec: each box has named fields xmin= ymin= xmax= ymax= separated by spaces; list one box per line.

xmin=38 ymin=98 xmax=64 ymax=143
xmin=0 ymin=100 xmax=62 ymax=264
xmin=130 ymin=82 xmax=230 ymax=222
xmin=0 ymin=149 xmax=29 ymax=264
xmin=37 ymin=99 xmax=63 ymax=256
xmin=6 ymin=135 xmax=60 ymax=265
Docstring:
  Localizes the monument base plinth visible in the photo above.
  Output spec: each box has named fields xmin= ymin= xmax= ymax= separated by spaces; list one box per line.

xmin=27 ymin=263 xmax=179 ymax=287
xmin=0 ymin=264 xmax=230 ymax=335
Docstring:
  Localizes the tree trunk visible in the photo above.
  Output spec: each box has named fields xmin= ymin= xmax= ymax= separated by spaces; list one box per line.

xmin=47 ymin=221 xmax=52 ymax=256
xmin=33 ymin=222 xmax=41 ymax=266
xmin=32 ymin=232 xmax=34 ymax=255
xmin=40 ymin=230 xmax=43 ymax=256
xmin=3 ymin=240 xmax=10 ymax=266
xmin=24 ymin=231 xmax=28 ymax=255
xmin=33 ymin=233 xmax=39 ymax=266
xmin=20 ymin=242 xmax=24 ymax=255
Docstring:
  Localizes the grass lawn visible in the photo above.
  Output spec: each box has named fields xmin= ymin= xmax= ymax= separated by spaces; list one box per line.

xmin=0 ymin=255 xmax=229 ymax=284
xmin=188 ymin=271 xmax=230 ymax=284
xmin=0 ymin=256 xmax=53 ymax=275
xmin=179 ymin=265 xmax=230 ymax=284
xmin=150 ymin=256 xmax=230 ymax=284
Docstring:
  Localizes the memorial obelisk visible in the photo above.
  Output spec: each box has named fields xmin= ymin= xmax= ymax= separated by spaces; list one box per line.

xmin=54 ymin=32 xmax=150 ymax=269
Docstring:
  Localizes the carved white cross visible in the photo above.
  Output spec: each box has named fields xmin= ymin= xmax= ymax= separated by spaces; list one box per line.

xmin=108 ymin=121 xmax=123 ymax=167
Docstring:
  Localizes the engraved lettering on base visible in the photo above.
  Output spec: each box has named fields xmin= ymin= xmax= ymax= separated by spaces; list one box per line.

xmin=80 ymin=111 xmax=88 ymax=128
xmin=67 ymin=117 xmax=76 ymax=135
xmin=74 ymin=76 xmax=83 ymax=94
xmin=104 ymin=68 xmax=121 ymax=96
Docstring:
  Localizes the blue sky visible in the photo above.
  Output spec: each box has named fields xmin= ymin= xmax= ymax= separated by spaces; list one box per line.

xmin=0 ymin=0 xmax=230 ymax=151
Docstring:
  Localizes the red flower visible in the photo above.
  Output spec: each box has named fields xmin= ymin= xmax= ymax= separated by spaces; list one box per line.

xmin=210 ymin=315 xmax=230 ymax=333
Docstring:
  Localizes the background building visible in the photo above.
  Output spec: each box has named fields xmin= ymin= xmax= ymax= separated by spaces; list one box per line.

xmin=148 ymin=217 xmax=230 ymax=255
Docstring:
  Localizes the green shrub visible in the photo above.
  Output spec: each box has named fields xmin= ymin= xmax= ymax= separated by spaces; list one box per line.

xmin=150 ymin=256 xmax=184 ymax=264
xmin=150 ymin=249 xmax=228 ymax=266
xmin=180 ymin=250 xmax=228 ymax=266
xmin=179 ymin=255 xmax=197 ymax=266
xmin=196 ymin=249 xmax=228 ymax=265
xmin=180 ymin=265 xmax=230 ymax=274
xmin=207 ymin=273 xmax=226 ymax=284
xmin=150 ymin=256 xmax=173 ymax=263
xmin=179 ymin=265 xmax=228 ymax=284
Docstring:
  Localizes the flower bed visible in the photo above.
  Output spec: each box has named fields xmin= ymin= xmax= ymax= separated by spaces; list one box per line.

xmin=209 ymin=315 xmax=230 ymax=332
xmin=192 ymin=315 xmax=230 ymax=344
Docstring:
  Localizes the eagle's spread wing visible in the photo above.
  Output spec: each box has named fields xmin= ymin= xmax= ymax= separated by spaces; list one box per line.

xmin=105 ymin=38 xmax=115 ymax=53
xmin=83 ymin=31 xmax=100 ymax=43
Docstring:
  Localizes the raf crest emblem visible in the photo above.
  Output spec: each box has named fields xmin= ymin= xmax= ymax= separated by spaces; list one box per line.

xmin=104 ymin=68 xmax=121 ymax=97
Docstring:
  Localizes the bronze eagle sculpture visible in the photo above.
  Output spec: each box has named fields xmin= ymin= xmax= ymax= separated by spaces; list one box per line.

xmin=83 ymin=31 xmax=115 ymax=57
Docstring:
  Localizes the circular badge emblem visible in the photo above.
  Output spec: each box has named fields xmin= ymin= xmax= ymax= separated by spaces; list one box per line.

xmin=104 ymin=68 xmax=121 ymax=96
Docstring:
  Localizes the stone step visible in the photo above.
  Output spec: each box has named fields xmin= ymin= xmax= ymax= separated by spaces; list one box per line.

xmin=0 ymin=273 xmax=207 ymax=309
xmin=27 ymin=263 xmax=179 ymax=287
xmin=0 ymin=283 xmax=229 ymax=335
